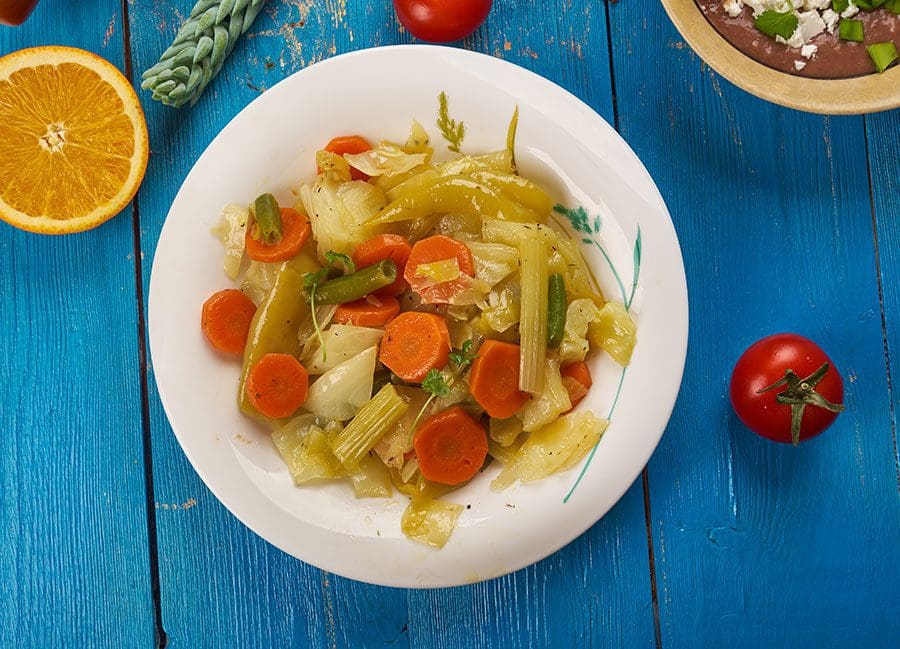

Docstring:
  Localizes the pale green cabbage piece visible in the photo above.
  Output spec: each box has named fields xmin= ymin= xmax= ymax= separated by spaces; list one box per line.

xmin=299 ymin=178 xmax=386 ymax=259
xmin=304 ymin=346 xmax=377 ymax=421
xmin=481 ymin=284 xmax=520 ymax=333
xmin=559 ymin=298 xmax=604 ymax=365
xmin=588 ymin=302 xmax=637 ymax=366
xmin=211 ymin=203 xmax=249 ymax=280
xmin=468 ymin=242 xmax=519 ymax=287
xmin=305 ymin=325 xmax=384 ymax=374
xmin=492 ymin=411 xmax=608 ymax=490
xmin=345 ymin=143 xmax=428 ymax=177
xmin=401 ymin=497 xmax=464 ymax=549
xmin=272 ymin=414 xmax=346 ymax=484
xmin=517 ymin=356 xmax=571 ymax=432
xmin=350 ymin=453 xmax=393 ymax=498
xmin=241 ymin=260 xmax=281 ymax=305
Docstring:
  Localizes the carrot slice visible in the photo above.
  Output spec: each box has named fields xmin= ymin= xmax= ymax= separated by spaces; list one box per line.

xmin=561 ymin=361 xmax=593 ymax=409
xmin=201 ymin=289 xmax=257 ymax=355
xmin=321 ymin=135 xmax=373 ymax=181
xmin=333 ymin=295 xmax=400 ymax=327
xmin=414 ymin=407 xmax=489 ymax=485
xmin=246 ymin=353 xmax=309 ymax=419
xmin=467 ymin=340 xmax=531 ymax=418
xmin=379 ymin=311 xmax=451 ymax=382
xmin=245 ymin=207 xmax=311 ymax=263
xmin=353 ymin=234 xmax=413 ymax=297
xmin=404 ymin=235 xmax=475 ymax=304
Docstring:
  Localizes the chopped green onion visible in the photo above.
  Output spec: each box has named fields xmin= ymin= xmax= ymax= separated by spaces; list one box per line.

xmin=852 ymin=0 xmax=873 ymax=8
xmin=867 ymin=42 xmax=899 ymax=73
xmin=832 ymin=0 xmax=849 ymax=12
xmin=886 ymin=0 xmax=900 ymax=13
xmin=838 ymin=19 xmax=864 ymax=42
xmin=251 ymin=193 xmax=282 ymax=244
xmin=871 ymin=0 xmax=888 ymax=7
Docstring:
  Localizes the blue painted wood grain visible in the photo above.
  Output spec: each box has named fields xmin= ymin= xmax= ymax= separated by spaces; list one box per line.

xmin=866 ymin=110 xmax=900 ymax=474
xmin=608 ymin=2 xmax=900 ymax=647
xmin=126 ymin=1 xmax=654 ymax=647
xmin=0 ymin=2 xmax=154 ymax=646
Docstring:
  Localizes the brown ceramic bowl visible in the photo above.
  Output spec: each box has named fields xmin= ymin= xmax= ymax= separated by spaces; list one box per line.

xmin=661 ymin=0 xmax=900 ymax=114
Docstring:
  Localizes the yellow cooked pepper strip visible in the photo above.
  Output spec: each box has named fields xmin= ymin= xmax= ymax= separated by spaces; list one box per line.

xmin=369 ymin=175 xmax=541 ymax=225
xmin=469 ymin=170 xmax=553 ymax=218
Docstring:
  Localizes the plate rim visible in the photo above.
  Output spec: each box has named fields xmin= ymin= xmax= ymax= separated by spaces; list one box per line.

xmin=661 ymin=0 xmax=900 ymax=115
xmin=148 ymin=44 xmax=689 ymax=587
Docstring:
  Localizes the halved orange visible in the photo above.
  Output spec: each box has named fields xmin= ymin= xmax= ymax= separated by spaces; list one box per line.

xmin=0 ymin=46 xmax=149 ymax=234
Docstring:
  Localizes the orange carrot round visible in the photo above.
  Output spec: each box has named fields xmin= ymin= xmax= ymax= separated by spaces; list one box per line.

xmin=246 ymin=353 xmax=309 ymax=419
xmin=414 ymin=407 xmax=489 ymax=485
xmin=333 ymin=295 xmax=400 ymax=327
xmin=561 ymin=361 xmax=593 ymax=409
xmin=321 ymin=135 xmax=373 ymax=181
xmin=201 ymin=289 xmax=257 ymax=355
xmin=353 ymin=234 xmax=413 ymax=297
xmin=246 ymin=207 xmax=311 ymax=263
xmin=379 ymin=311 xmax=451 ymax=382
xmin=467 ymin=339 xmax=531 ymax=418
xmin=404 ymin=235 xmax=475 ymax=304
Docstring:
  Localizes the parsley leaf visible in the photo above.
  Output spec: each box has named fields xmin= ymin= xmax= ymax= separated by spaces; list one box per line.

xmin=755 ymin=9 xmax=799 ymax=40
xmin=449 ymin=339 xmax=477 ymax=369
xmin=437 ymin=91 xmax=465 ymax=154
xmin=422 ymin=369 xmax=452 ymax=398
xmin=324 ymin=250 xmax=355 ymax=274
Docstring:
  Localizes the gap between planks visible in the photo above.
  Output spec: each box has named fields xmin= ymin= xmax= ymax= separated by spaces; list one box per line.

xmin=861 ymin=115 xmax=900 ymax=489
xmin=604 ymin=1 xmax=662 ymax=645
xmin=119 ymin=0 xmax=169 ymax=646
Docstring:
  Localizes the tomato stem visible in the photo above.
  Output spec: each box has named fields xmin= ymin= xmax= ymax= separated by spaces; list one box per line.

xmin=757 ymin=363 xmax=845 ymax=446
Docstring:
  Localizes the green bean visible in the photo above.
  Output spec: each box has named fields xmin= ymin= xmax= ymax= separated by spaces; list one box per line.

xmin=312 ymin=259 xmax=398 ymax=305
xmin=547 ymin=273 xmax=566 ymax=348
xmin=252 ymin=193 xmax=282 ymax=244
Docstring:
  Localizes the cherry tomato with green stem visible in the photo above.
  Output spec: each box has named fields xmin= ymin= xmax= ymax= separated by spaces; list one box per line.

xmin=393 ymin=0 xmax=493 ymax=43
xmin=730 ymin=334 xmax=845 ymax=446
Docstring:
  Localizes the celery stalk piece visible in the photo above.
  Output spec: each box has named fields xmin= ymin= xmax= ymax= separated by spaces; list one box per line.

xmin=330 ymin=384 xmax=409 ymax=469
xmin=518 ymin=233 xmax=550 ymax=392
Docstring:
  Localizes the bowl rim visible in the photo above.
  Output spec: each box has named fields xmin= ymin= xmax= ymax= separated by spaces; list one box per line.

xmin=660 ymin=0 xmax=900 ymax=114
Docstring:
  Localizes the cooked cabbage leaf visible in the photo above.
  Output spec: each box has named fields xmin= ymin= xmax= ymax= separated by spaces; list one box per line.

xmin=492 ymin=411 xmax=607 ymax=490
xmin=299 ymin=178 xmax=386 ymax=259
xmin=212 ymin=203 xmax=249 ymax=280
xmin=304 ymin=346 xmax=378 ymax=421
xmin=345 ymin=143 xmax=428 ymax=177
xmin=559 ymin=299 xmax=603 ymax=365
xmin=305 ymin=325 xmax=384 ymax=374
xmin=588 ymin=302 xmax=637 ymax=366
xmin=272 ymin=414 xmax=346 ymax=484
xmin=517 ymin=356 xmax=571 ymax=432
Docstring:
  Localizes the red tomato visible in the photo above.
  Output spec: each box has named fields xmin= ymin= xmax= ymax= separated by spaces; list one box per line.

xmin=730 ymin=334 xmax=845 ymax=445
xmin=393 ymin=0 xmax=493 ymax=43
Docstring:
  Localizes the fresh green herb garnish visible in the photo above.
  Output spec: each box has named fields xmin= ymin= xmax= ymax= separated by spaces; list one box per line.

xmin=422 ymin=369 xmax=452 ymax=398
xmin=853 ymin=0 xmax=874 ymax=9
xmin=506 ymin=106 xmax=520 ymax=174
xmin=448 ymin=339 xmax=477 ymax=369
xmin=832 ymin=0 xmax=849 ymax=12
xmin=867 ymin=42 xmax=899 ymax=72
xmin=838 ymin=19 xmax=864 ymax=42
xmin=303 ymin=250 xmax=355 ymax=362
xmin=755 ymin=8 xmax=799 ymax=40
xmin=409 ymin=339 xmax=479 ymax=439
xmin=437 ymin=91 xmax=465 ymax=154
xmin=324 ymin=250 xmax=355 ymax=274
xmin=886 ymin=0 xmax=900 ymax=15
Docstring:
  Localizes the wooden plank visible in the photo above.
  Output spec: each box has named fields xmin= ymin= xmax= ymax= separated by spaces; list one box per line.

xmin=0 ymin=2 xmax=154 ymax=646
xmin=128 ymin=0 xmax=653 ymax=646
xmin=608 ymin=3 xmax=900 ymax=647
xmin=866 ymin=110 xmax=900 ymax=477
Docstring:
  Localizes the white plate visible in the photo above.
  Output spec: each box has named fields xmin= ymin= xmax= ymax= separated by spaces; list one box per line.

xmin=149 ymin=45 xmax=688 ymax=588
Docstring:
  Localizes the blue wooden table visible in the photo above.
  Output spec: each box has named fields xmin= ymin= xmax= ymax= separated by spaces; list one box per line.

xmin=1 ymin=1 xmax=898 ymax=647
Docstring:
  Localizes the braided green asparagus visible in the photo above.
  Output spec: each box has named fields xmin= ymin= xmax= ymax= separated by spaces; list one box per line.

xmin=141 ymin=0 xmax=268 ymax=107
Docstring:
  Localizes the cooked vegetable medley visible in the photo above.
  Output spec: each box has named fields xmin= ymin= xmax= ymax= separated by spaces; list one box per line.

xmin=201 ymin=101 xmax=637 ymax=548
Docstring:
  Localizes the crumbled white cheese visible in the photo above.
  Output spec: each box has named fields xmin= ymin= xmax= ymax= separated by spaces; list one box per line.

xmin=841 ymin=3 xmax=860 ymax=18
xmin=821 ymin=8 xmax=840 ymax=33
xmin=725 ymin=0 xmax=744 ymax=17
xmin=794 ymin=60 xmax=808 ymax=70
xmin=776 ymin=10 xmax=826 ymax=48
xmin=801 ymin=43 xmax=818 ymax=58
xmin=803 ymin=0 xmax=831 ymax=10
